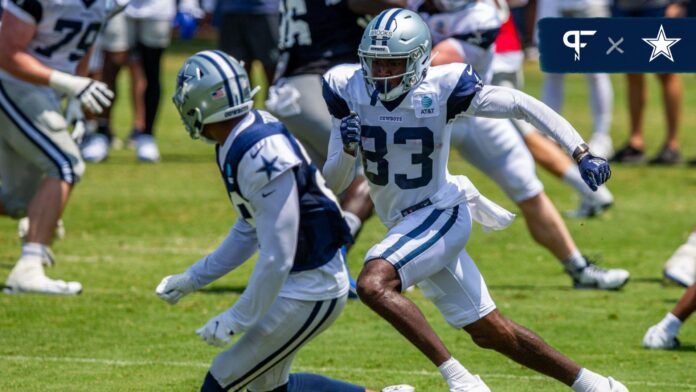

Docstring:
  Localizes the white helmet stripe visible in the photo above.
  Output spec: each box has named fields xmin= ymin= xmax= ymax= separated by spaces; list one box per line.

xmin=202 ymin=50 xmax=241 ymax=106
xmin=213 ymin=50 xmax=246 ymax=104
xmin=195 ymin=52 xmax=236 ymax=107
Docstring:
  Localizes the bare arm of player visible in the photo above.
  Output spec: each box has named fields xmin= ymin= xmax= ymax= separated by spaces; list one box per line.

xmin=185 ymin=219 xmax=259 ymax=289
xmin=224 ymin=170 xmax=300 ymax=334
xmin=323 ymin=118 xmax=359 ymax=195
xmin=0 ymin=11 xmax=53 ymax=85
xmin=75 ymin=47 xmax=95 ymax=77
xmin=464 ymin=85 xmax=585 ymax=155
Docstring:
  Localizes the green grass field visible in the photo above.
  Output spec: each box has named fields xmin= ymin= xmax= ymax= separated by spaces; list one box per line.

xmin=1 ymin=41 xmax=695 ymax=391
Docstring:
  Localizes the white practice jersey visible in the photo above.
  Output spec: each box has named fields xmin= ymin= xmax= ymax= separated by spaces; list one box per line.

xmin=421 ymin=2 xmax=501 ymax=47
xmin=422 ymin=2 xmax=501 ymax=83
xmin=124 ymin=0 xmax=174 ymax=20
xmin=0 ymin=0 xmax=108 ymax=97
xmin=323 ymin=63 xmax=484 ymax=227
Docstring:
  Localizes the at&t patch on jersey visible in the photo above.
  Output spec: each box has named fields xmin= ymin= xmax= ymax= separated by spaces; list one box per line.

xmin=413 ymin=93 xmax=439 ymax=118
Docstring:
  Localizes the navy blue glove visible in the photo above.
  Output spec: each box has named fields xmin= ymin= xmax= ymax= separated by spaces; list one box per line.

xmin=174 ymin=12 xmax=198 ymax=40
xmin=340 ymin=112 xmax=361 ymax=154
xmin=578 ymin=153 xmax=611 ymax=191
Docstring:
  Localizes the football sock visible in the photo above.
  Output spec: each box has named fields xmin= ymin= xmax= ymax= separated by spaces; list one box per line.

xmin=562 ymin=166 xmax=594 ymax=198
xmin=21 ymin=242 xmax=46 ymax=260
xmin=438 ymin=357 xmax=477 ymax=388
xmin=657 ymin=312 xmax=682 ymax=334
xmin=586 ymin=73 xmax=612 ymax=136
xmin=562 ymin=250 xmax=587 ymax=273
xmin=571 ymin=368 xmax=608 ymax=392
xmin=687 ymin=231 xmax=696 ymax=246
xmin=542 ymin=73 xmax=564 ymax=113
xmin=343 ymin=211 xmax=362 ymax=238
xmin=288 ymin=373 xmax=365 ymax=392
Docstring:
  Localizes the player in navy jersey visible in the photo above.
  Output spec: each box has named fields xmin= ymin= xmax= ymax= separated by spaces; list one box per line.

xmin=156 ymin=50 xmax=412 ymax=392
xmin=323 ymin=9 xmax=627 ymax=391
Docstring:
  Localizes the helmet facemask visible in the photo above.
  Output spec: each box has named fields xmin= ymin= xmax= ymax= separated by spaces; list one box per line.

xmin=360 ymin=49 xmax=424 ymax=101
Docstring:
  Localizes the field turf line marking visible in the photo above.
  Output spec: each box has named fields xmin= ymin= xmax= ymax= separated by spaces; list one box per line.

xmin=1 ymin=354 xmax=695 ymax=389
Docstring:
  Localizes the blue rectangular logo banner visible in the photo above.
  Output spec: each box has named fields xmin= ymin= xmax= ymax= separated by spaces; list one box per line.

xmin=539 ymin=18 xmax=696 ymax=73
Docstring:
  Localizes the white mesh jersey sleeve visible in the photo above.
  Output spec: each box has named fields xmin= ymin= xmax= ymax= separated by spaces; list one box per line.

xmin=186 ymin=219 xmax=259 ymax=289
xmin=464 ymin=85 xmax=585 ymax=154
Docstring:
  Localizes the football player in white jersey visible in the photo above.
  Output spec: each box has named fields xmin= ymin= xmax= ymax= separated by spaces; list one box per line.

xmin=323 ymin=9 xmax=627 ymax=391
xmin=0 ymin=0 xmax=114 ymax=294
xmin=414 ymin=0 xmax=628 ymax=290
xmin=157 ymin=50 xmax=411 ymax=392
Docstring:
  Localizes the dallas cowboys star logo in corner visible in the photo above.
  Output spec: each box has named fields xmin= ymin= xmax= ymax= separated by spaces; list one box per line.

xmin=642 ymin=25 xmax=681 ymax=63
xmin=256 ymin=156 xmax=281 ymax=180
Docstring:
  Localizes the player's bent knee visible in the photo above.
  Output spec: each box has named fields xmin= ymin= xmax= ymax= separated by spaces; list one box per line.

xmin=465 ymin=311 xmax=516 ymax=351
xmin=356 ymin=259 xmax=398 ymax=303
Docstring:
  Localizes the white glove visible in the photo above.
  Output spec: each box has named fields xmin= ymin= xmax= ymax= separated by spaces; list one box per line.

xmin=196 ymin=311 xmax=236 ymax=347
xmin=64 ymin=98 xmax=86 ymax=143
xmin=155 ymin=273 xmax=197 ymax=305
xmin=49 ymin=71 xmax=114 ymax=115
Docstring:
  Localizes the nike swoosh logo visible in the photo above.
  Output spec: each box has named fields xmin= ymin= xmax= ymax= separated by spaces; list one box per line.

xmin=262 ymin=190 xmax=276 ymax=198
xmin=250 ymin=148 xmax=262 ymax=159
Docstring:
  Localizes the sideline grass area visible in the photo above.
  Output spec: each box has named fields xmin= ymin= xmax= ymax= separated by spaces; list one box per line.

xmin=1 ymin=40 xmax=695 ymax=391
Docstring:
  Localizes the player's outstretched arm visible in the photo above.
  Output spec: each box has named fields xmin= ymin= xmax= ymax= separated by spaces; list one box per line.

xmin=464 ymin=85 xmax=611 ymax=190
xmin=155 ymin=220 xmax=259 ymax=305
xmin=465 ymin=85 xmax=584 ymax=155
xmin=220 ymin=170 xmax=300 ymax=335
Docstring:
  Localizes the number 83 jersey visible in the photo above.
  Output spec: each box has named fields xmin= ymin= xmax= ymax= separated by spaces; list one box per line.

xmin=0 ymin=0 xmax=108 ymax=87
xmin=323 ymin=62 xmax=483 ymax=227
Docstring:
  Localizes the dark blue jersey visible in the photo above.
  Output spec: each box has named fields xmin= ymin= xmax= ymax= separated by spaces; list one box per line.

xmin=278 ymin=0 xmax=363 ymax=77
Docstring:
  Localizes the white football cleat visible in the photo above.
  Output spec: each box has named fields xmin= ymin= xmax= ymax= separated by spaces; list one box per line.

xmin=663 ymin=236 xmax=696 ymax=287
xmin=566 ymin=185 xmax=614 ymax=219
xmin=4 ymin=257 xmax=81 ymax=295
xmin=80 ymin=133 xmax=110 ymax=162
xmin=18 ymin=217 xmax=65 ymax=243
xmin=607 ymin=377 xmax=629 ymax=392
xmin=570 ymin=262 xmax=630 ymax=290
xmin=588 ymin=133 xmax=614 ymax=160
xmin=382 ymin=384 xmax=415 ymax=392
xmin=642 ymin=324 xmax=680 ymax=350
xmin=134 ymin=134 xmax=160 ymax=163
xmin=450 ymin=375 xmax=490 ymax=392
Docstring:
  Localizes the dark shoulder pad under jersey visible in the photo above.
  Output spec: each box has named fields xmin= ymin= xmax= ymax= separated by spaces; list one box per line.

xmin=446 ymin=65 xmax=484 ymax=121
xmin=9 ymin=0 xmax=43 ymax=23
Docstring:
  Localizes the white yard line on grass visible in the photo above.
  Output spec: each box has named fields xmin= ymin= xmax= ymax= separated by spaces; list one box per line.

xmin=1 ymin=354 xmax=694 ymax=389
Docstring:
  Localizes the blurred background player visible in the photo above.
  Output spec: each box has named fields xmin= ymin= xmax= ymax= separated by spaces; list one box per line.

xmin=409 ymin=0 xmax=628 ymax=289
xmin=643 ymin=228 xmax=696 ymax=349
xmin=81 ymin=0 xmax=202 ymax=163
xmin=214 ymin=0 xmax=278 ymax=92
xmin=610 ymin=0 xmax=684 ymax=165
xmin=158 ymin=51 xmax=410 ymax=392
xmin=541 ymin=0 xmax=614 ymax=159
xmin=0 ymin=0 xmax=113 ymax=294
xmin=490 ymin=0 xmax=613 ymax=218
